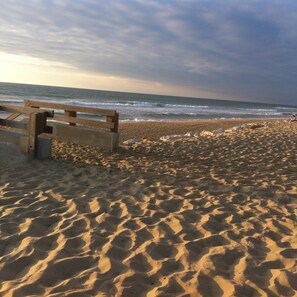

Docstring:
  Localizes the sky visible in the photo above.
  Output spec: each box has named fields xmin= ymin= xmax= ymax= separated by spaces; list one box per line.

xmin=0 ymin=0 xmax=296 ymax=105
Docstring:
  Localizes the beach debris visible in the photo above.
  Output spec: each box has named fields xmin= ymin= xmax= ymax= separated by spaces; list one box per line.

xmin=213 ymin=128 xmax=225 ymax=134
xmin=239 ymin=122 xmax=266 ymax=129
xmin=123 ymin=138 xmax=142 ymax=145
xmin=126 ymin=122 xmax=268 ymax=145
xmin=200 ymin=130 xmax=215 ymax=137
xmin=225 ymin=126 xmax=242 ymax=133
xmin=141 ymin=137 xmax=152 ymax=143
xmin=199 ymin=122 xmax=267 ymax=136
xmin=224 ymin=122 xmax=266 ymax=133
xmin=123 ymin=137 xmax=153 ymax=145
xmin=160 ymin=134 xmax=193 ymax=142
xmin=247 ymin=122 xmax=265 ymax=129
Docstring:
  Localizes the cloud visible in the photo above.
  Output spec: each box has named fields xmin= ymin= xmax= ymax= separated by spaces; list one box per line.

xmin=0 ymin=0 xmax=296 ymax=104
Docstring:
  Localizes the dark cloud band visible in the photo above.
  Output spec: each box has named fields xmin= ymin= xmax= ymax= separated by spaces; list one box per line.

xmin=0 ymin=0 xmax=296 ymax=105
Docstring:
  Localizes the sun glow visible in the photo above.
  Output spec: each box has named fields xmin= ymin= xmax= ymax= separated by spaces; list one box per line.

xmin=0 ymin=52 xmax=73 ymax=67
xmin=0 ymin=50 xmax=221 ymax=99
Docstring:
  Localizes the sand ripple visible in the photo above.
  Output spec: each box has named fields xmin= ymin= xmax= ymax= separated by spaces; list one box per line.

xmin=0 ymin=120 xmax=296 ymax=296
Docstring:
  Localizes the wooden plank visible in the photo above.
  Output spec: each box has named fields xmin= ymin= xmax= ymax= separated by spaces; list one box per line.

xmin=53 ymin=115 xmax=115 ymax=130
xmin=0 ymin=125 xmax=28 ymax=135
xmin=6 ymin=112 xmax=21 ymax=121
xmin=0 ymin=104 xmax=54 ymax=117
xmin=0 ymin=119 xmax=28 ymax=130
xmin=0 ymin=117 xmax=52 ymax=134
xmin=1 ymin=104 xmax=35 ymax=115
xmin=24 ymin=100 xmax=116 ymax=117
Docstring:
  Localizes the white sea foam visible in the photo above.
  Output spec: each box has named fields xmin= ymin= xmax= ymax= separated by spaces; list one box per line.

xmin=1 ymin=82 xmax=296 ymax=121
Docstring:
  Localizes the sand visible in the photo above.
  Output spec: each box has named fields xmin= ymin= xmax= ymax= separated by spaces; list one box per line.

xmin=118 ymin=118 xmax=274 ymax=142
xmin=0 ymin=119 xmax=296 ymax=296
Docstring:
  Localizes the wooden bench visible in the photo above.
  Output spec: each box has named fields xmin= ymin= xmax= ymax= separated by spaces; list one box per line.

xmin=24 ymin=100 xmax=119 ymax=131
xmin=24 ymin=100 xmax=120 ymax=151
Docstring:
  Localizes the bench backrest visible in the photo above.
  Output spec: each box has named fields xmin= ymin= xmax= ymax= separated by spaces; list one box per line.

xmin=24 ymin=100 xmax=119 ymax=132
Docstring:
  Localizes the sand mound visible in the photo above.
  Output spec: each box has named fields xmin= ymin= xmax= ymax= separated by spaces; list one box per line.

xmin=0 ymin=120 xmax=296 ymax=296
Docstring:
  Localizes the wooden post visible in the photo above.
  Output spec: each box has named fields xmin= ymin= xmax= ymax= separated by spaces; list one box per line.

xmin=65 ymin=110 xmax=77 ymax=126
xmin=28 ymin=112 xmax=47 ymax=159
xmin=28 ymin=113 xmax=37 ymax=160
xmin=114 ymin=112 xmax=119 ymax=132
xmin=107 ymin=112 xmax=119 ymax=132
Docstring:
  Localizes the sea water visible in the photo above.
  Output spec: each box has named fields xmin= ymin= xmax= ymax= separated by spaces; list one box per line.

xmin=0 ymin=82 xmax=296 ymax=121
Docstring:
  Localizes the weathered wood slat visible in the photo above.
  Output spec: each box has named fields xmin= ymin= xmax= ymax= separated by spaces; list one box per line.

xmin=1 ymin=104 xmax=36 ymax=115
xmin=6 ymin=112 xmax=22 ymax=121
xmin=53 ymin=115 xmax=115 ymax=129
xmin=0 ymin=104 xmax=54 ymax=117
xmin=0 ymin=125 xmax=28 ymax=135
xmin=0 ymin=119 xmax=28 ymax=130
xmin=24 ymin=100 xmax=119 ymax=132
xmin=24 ymin=100 xmax=116 ymax=117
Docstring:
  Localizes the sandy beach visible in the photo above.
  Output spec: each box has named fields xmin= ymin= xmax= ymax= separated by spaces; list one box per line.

xmin=0 ymin=119 xmax=296 ymax=296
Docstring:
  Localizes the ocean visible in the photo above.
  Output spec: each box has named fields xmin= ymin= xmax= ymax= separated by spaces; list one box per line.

xmin=0 ymin=82 xmax=296 ymax=121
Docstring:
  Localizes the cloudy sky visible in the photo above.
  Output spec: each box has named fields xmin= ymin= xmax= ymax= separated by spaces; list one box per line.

xmin=0 ymin=0 xmax=296 ymax=105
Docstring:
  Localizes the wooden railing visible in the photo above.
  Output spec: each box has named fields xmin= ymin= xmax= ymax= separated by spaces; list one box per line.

xmin=24 ymin=100 xmax=119 ymax=132
xmin=0 ymin=104 xmax=53 ymax=159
